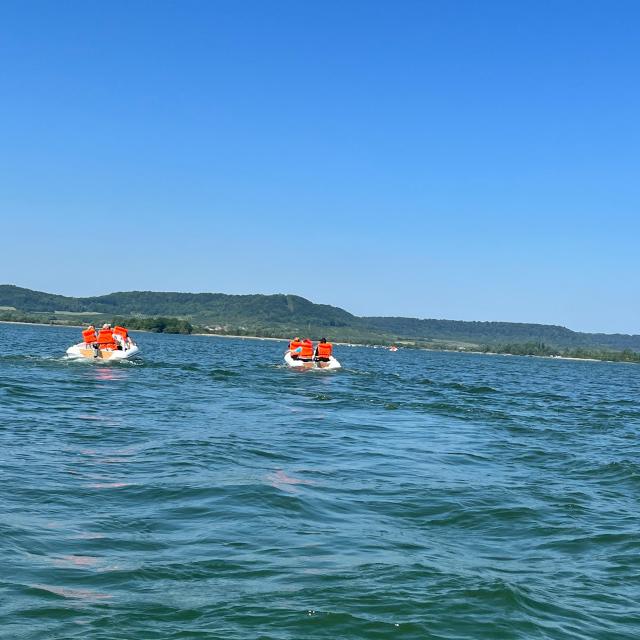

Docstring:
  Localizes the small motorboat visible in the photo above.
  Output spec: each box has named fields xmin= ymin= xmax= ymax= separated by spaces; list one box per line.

xmin=66 ymin=342 xmax=139 ymax=361
xmin=284 ymin=350 xmax=341 ymax=370
xmin=68 ymin=324 xmax=138 ymax=361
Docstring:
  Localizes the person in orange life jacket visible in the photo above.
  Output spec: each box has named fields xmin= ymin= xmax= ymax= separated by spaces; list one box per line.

xmin=289 ymin=336 xmax=302 ymax=359
xmin=113 ymin=325 xmax=132 ymax=350
xmin=298 ymin=338 xmax=314 ymax=361
xmin=82 ymin=325 xmax=97 ymax=345
xmin=315 ymin=338 xmax=333 ymax=362
xmin=97 ymin=324 xmax=117 ymax=350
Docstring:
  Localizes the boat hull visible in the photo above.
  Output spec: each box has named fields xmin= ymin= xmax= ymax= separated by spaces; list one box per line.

xmin=284 ymin=350 xmax=341 ymax=370
xmin=66 ymin=343 xmax=139 ymax=361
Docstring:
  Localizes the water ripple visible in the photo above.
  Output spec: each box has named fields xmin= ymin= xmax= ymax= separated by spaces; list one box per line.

xmin=1 ymin=323 xmax=639 ymax=639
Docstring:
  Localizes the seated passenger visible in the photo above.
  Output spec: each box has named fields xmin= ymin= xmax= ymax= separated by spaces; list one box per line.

xmin=314 ymin=338 xmax=333 ymax=362
xmin=289 ymin=336 xmax=302 ymax=359
xmin=113 ymin=325 xmax=131 ymax=350
xmin=298 ymin=338 xmax=314 ymax=362
xmin=97 ymin=324 xmax=117 ymax=350
xmin=82 ymin=325 xmax=97 ymax=345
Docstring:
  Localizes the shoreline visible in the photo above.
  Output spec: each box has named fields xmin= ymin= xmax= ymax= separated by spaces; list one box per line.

xmin=0 ymin=319 xmax=84 ymax=329
xmin=1 ymin=320 xmax=636 ymax=364
xmin=193 ymin=332 xmax=287 ymax=343
xmin=193 ymin=333 xmax=361 ymax=348
xmin=464 ymin=349 xmax=603 ymax=362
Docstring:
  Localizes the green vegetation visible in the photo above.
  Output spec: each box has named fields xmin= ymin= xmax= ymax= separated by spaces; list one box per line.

xmin=0 ymin=286 xmax=353 ymax=328
xmin=0 ymin=309 xmax=192 ymax=335
xmin=113 ymin=317 xmax=193 ymax=334
xmin=478 ymin=341 xmax=640 ymax=363
xmin=363 ymin=316 xmax=640 ymax=351
xmin=1 ymin=284 xmax=638 ymax=362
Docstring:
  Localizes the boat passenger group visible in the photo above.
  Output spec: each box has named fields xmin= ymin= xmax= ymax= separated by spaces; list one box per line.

xmin=71 ymin=325 xmax=337 ymax=367
xmin=82 ymin=324 xmax=134 ymax=350
xmin=288 ymin=337 xmax=333 ymax=362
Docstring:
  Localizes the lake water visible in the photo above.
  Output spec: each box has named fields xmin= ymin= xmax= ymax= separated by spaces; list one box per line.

xmin=1 ymin=322 xmax=639 ymax=639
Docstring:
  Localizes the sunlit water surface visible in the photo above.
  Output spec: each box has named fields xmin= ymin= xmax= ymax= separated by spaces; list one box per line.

xmin=1 ymin=323 xmax=639 ymax=639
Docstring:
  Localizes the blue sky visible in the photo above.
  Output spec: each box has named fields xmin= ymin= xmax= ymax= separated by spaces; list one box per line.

xmin=1 ymin=1 xmax=638 ymax=333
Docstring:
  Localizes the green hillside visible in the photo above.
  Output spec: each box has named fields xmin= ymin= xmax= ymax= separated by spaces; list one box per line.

xmin=0 ymin=285 xmax=355 ymax=327
xmin=1 ymin=284 xmax=639 ymax=353
xmin=362 ymin=316 xmax=640 ymax=351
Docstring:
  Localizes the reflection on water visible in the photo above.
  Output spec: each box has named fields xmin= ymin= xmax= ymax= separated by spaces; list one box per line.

xmin=84 ymin=482 xmax=131 ymax=489
xmin=92 ymin=367 xmax=128 ymax=382
xmin=32 ymin=584 xmax=112 ymax=601
xmin=266 ymin=469 xmax=316 ymax=493
xmin=51 ymin=555 xmax=100 ymax=568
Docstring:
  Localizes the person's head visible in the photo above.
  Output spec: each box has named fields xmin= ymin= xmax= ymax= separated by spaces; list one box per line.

xmin=88 ymin=325 xmax=94 ymax=330
xmin=102 ymin=323 xmax=111 ymax=329
xmin=294 ymin=336 xmax=300 ymax=341
xmin=320 ymin=338 xmax=327 ymax=343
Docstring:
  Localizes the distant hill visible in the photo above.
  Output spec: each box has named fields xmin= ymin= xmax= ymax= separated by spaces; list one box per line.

xmin=1 ymin=284 xmax=639 ymax=352
xmin=361 ymin=316 xmax=640 ymax=351
xmin=0 ymin=285 xmax=355 ymax=327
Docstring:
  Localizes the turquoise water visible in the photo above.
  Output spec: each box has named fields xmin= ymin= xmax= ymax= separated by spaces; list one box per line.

xmin=1 ymin=322 xmax=639 ymax=639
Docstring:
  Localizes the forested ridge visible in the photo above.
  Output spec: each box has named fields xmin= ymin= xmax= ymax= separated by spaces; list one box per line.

xmin=1 ymin=284 xmax=639 ymax=353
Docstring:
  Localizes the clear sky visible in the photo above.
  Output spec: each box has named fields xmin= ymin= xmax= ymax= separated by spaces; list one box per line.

xmin=1 ymin=1 xmax=638 ymax=333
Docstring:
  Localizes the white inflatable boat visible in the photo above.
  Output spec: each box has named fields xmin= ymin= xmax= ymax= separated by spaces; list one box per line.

xmin=284 ymin=350 xmax=341 ymax=370
xmin=66 ymin=343 xmax=140 ymax=361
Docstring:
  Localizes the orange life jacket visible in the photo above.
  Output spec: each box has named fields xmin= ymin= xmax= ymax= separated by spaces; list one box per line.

xmin=299 ymin=341 xmax=314 ymax=358
xmin=97 ymin=328 xmax=116 ymax=348
xmin=82 ymin=328 xmax=97 ymax=344
xmin=289 ymin=339 xmax=302 ymax=352
xmin=316 ymin=342 xmax=332 ymax=358
xmin=113 ymin=326 xmax=128 ymax=339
